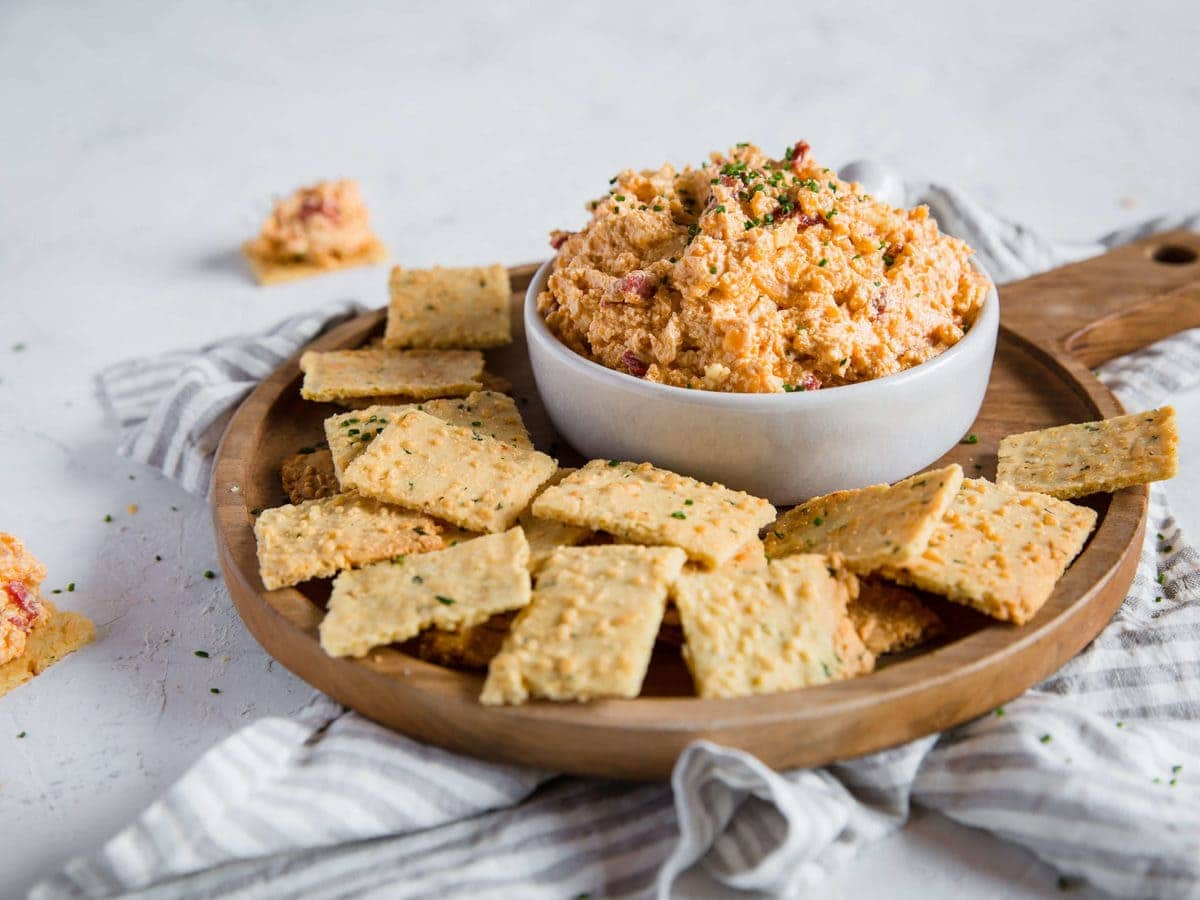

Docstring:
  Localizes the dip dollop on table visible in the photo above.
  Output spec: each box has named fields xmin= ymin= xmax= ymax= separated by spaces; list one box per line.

xmin=538 ymin=142 xmax=989 ymax=393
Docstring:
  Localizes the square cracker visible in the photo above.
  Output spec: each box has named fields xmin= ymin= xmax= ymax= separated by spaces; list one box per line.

xmin=319 ymin=528 xmax=531 ymax=658
xmin=880 ymin=478 xmax=1097 ymax=625
xmin=335 ymin=371 xmax=513 ymax=406
xmin=530 ymin=460 xmax=775 ymax=568
xmin=253 ymin=493 xmax=442 ymax=590
xmin=341 ymin=410 xmax=557 ymax=533
xmin=324 ymin=391 xmax=532 ymax=482
xmin=763 ymin=464 xmax=964 ymax=573
xmin=384 ymin=264 xmax=512 ymax=349
xmin=242 ymin=237 xmax=388 ymax=286
xmin=671 ymin=555 xmax=873 ymax=699
xmin=997 ymin=406 xmax=1179 ymax=499
xmin=480 ymin=545 xmax=687 ymax=705
xmin=519 ymin=468 xmax=592 ymax=574
xmin=415 ymin=612 xmax=514 ymax=670
xmin=0 ymin=600 xmax=96 ymax=698
xmin=849 ymin=578 xmax=943 ymax=656
xmin=280 ymin=448 xmax=341 ymax=504
xmin=299 ymin=348 xmax=483 ymax=402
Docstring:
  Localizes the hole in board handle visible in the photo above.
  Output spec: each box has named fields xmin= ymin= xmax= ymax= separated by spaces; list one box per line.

xmin=1151 ymin=244 xmax=1198 ymax=265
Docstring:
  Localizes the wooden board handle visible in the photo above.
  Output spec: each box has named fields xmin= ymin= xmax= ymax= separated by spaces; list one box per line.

xmin=1000 ymin=229 xmax=1200 ymax=367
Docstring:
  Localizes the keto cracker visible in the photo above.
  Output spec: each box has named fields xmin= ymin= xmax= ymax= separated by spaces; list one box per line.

xmin=253 ymin=493 xmax=442 ymax=590
xmin=763 ymin=464 xmax=964 ymax=573
xmin=242 ymin=237 xmax=388 ymax=286
xmin=519 ymin=468 xmax=592 ymax=574
xmin=299 ymin=348 xmax=483 ymax=402
xmin=415 ymin=611 xmax=514 ymax=670
xmin=671 ymin=554 xmax=873 ymax=700
xmin=480 ymin=545 xmax=687 ymax=705
xmin=340 ymin=410 xmax=557 ymax=533
xmin=384 ymin=264 xmax=512 ymax=349
xmin=320 ymin=528 xmax=531 ymax=658
xmin=530 ymin=460 xmax=775 ymax=567
xmin=0 ymin=600 xmax=96 ymax=698
xmin=881 ymin=478 xmax=1097 ymax=625
xmin=324 ymin=391 xmax=532 ymax=482
xmin=850 ymin=578 xmax=943 ymax=656
xmin=996 ymin=406 xmax=1179 ymax=499
xmin=280 ymin=448 xmax=340 ymax=503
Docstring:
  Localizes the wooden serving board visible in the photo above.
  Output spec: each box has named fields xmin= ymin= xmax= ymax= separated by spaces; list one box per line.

xmin=212 ymin=229 xmax=1200 ymax=780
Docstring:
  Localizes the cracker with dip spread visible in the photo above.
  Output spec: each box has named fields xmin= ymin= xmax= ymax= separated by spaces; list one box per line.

xmin=280 ymin=447 xmax=340 ymax=504
xmin=299 ymin=348 xmax=484 ymax=403
xmin=324 ymin=391 xmax=531 ymax=482
xmin=481 ymin=545 xmax=687 ymax=705
xmin=997 ymin=406 xmax=1179 ymax=499
xmin=530 ymin=460 xmax=775 ymax=567
xmin=764 ymin=464 xmax=964 ymax=572
xmin=671 ymin=554 xmax=873 ymax=699
xmin=880 ymin=478 xmax=1097 ymax=625
xmin=850 ymin=578 xmax=944 ymax=656
xmin=341 ymin=410 xmax=557 ymax=533
xmin=1 ymin=533 xmax=94 ymax=697
xmin=243 ymin=180 xmax=388 ymax=285
xmin=254 ymin=493 xmax=442 ymax=590
xmin=384 ymin=265 xmax=512 ymax=349
xmin=320 ymin=528 xmax=531 ymax=658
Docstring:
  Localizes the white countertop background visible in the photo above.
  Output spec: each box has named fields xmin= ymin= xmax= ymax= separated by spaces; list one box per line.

xmin=2 ymin=1 xmax=1198 ymax=896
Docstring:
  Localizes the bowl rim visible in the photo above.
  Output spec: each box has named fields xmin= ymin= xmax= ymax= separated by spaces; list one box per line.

xmin=524 ymin=256 xmax=999 ymax=408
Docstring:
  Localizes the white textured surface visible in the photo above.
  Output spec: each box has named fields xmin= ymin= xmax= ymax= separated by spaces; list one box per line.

xmin=1 ymin=1 xmax=1197 ymax=896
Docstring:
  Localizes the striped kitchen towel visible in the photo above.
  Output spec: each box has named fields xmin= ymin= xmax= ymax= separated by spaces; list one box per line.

xmin=95 ymin=299 xmax=363 ymax=495
xmin=61 ymin=174 xmax=1200 ymax=899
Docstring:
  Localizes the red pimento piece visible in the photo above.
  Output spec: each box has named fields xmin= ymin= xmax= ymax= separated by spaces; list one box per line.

xmin=3 ymin=580 xmax=41 ymax=631
xmin=802 ymin=373 xmax=822 ymax=391
xmin=614 ymin=271 xmax=657 ymax=300
xmin=789 ymin=140 xmax=812 ymax=171
xmin=621 ymin=351 xmax=649 ymax=377
xmin=549 ymin=231 xmax=573 ymax=250
xmin=786 ymin=211 xmax=826 ymax=229
xmin=871 ymin=288 xmax=890 ymax=319
xmin=299 ymin=195 xmax=339 ymax=222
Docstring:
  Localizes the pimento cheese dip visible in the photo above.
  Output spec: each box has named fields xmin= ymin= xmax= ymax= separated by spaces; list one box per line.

xmin=247 ymin=179 xmax=379 ymax=267
xmin=538 ymin=142 xmax=988 ymax=393
xmin=1 ymin=533 xmax=47 ymax=665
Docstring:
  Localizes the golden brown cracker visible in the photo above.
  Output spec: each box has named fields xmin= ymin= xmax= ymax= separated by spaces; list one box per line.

xmin=324 ymin=392 xmax=531 ymax=482
xmin=480 ymin=545 xmax=687 ymax=705
xmin=881 ymin=478 xmax=1097 ymax=625
xmin=299 ymin=348 xmax=483 ymax=402
xmin=0 ymin=601 xmax=95 ymax=698
xmin=850 ymin=578 xmax=943 ymax=655
xmin=764 ymin=464 xmax=964 ymax=573
xmin=671 ymin=554 xmax=873 ymax=699
xmin=280 ymin=448 xmax=340 ymax=504
xmin=319 ymin=528 xmax=530 ymax=658
xmin=415 ymin=612 xmax=514 ymax=670
xmin=253 ymin=493 xmax=442 ymax=590
xmin=340 ymin=410 xmax=556 ymax=533
xmin=242 ymin=237 xmax=388 ymax=286
xmin=997 ymin=406 xmax=1179 ymax=499
xmin=384 ymin=264 xmax=512 ymax=349
xmin=530 ymin=460 xmax=774 ymax=567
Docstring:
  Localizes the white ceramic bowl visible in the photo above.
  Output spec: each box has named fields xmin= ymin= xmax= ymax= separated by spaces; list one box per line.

xmin=525 ymin=260 xmax=999 ymax=504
